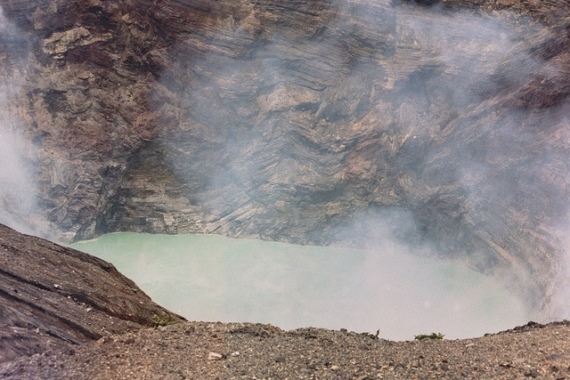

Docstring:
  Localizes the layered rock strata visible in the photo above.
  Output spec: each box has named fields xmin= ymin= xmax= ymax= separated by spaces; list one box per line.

xmin=0 ymin=223 xmax=183 ymax=364
xmin=0 ymin=0 xmax=569 ymax=314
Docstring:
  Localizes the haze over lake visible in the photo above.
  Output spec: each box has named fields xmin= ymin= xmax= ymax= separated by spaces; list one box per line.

xmin=72 ymin=233 xmax=529 ymax=340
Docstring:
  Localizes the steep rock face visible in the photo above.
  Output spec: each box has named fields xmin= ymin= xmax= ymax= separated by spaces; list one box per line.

xmin=0 ymin=0 xmax=569 ymax=314
xmin=0 ymin=223 xmax=183 ymax=364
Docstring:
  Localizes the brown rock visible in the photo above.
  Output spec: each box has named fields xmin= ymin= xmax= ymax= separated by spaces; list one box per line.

xmin=0 ymin=223 xmax=184 ymax=364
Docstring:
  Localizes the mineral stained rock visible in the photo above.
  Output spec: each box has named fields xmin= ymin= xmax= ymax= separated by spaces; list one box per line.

xmin=0 ymin=223 xmax=184 ymax=364
xmin=0 ymin=0 xmax=569 ymax=315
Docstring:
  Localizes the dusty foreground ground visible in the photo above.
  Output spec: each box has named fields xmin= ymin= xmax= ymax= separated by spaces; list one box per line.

xmin=1 ymin=320 xmax=569 ymax=380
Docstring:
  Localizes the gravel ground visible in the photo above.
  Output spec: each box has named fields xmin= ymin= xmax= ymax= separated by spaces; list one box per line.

xmin=1 ymin=320 xmax=569 ymax=379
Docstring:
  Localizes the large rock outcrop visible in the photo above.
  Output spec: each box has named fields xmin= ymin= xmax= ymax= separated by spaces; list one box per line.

xmin=1 ymin=0 xmax=569 ymax=315
xmin=0 ymin=222 xmax=183 ymax=364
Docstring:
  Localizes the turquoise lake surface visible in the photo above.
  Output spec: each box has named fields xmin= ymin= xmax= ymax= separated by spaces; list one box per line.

xmin=72 ymin=233 xmax=529 ymax=340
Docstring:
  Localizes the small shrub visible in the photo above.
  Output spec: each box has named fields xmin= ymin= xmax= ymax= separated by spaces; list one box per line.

xmin=414 ymin=332 xmax=444 ymax=341
xmin=152 ymin=313 xmax=176 ymax=327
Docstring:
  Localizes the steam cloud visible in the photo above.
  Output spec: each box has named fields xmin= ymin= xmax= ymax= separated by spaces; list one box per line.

xmin=158 ymin=1 xmax=570 ymax=324
xmin=0 ymin=7 xmax=38 ymax=235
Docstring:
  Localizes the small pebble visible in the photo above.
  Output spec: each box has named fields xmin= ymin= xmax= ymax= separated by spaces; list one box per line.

xmin=208 ymin=352 xmax=223 ymax=360
xmin=525 ymin=368 xmax=539 ymax=378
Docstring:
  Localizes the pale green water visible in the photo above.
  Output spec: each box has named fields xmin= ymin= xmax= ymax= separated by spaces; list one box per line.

xmin=72 ymin=233 xmax=529 ymax=340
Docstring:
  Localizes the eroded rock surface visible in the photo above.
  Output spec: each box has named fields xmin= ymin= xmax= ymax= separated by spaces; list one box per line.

xmin=0 ymin=0 xmax=569 ymax=314
xmin=0 ymin=223 xmax=183 ymax=364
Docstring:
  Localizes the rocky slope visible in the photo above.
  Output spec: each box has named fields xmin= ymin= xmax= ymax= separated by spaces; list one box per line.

xmin=0 ymin=0 xmax=569 ymax=315
xmin=0 ymin=223 xmax=183 ymax=364
xmin=2 ymin=320 xmax=570 ymax=379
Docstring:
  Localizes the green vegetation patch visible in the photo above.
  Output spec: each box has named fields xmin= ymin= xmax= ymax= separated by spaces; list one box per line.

xmin=414 ymin=332 xmax=444 ymax=341
xmin=152 ymin=313 xmax=177 ymax=327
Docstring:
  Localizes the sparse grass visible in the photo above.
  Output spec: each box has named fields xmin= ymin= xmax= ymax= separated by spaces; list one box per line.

xmin=414 ymin=332 xmax=444 ymax=341
xmin=152 ymin=313 xmax=177 ymax=327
